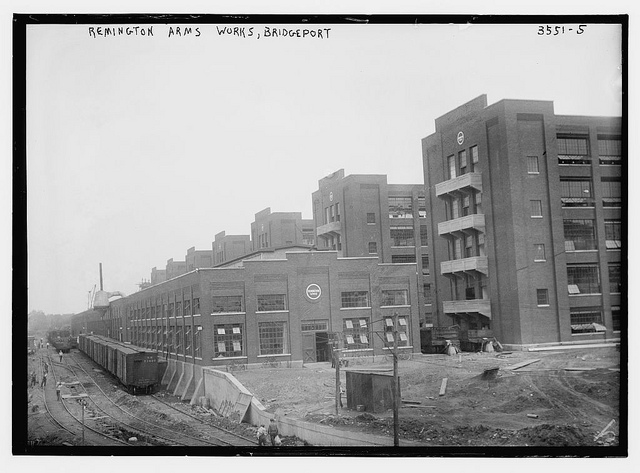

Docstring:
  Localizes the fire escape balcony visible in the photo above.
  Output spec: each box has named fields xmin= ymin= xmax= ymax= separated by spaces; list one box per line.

xmin=441 ymin=256 xmax=488 ymax=277
xmin=438 ymin=213 xmax=485 ymax=239
xmin=443 ymin=299 xmax=492 ymax=319
xmin=435 ymin=172 xmax=483 ymax=199
xmin=316 ymin=220 xmax=342 ymax=237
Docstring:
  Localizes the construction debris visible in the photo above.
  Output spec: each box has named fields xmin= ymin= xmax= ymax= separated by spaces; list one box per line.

xmin=507 ymin=359 xmax=541 ymax=371
xmin=527 ymin=414 xmax=539 ymax=419
xmin=439 ymin=378 xmax=448 ymax=396
xmin=401 ymin=399 xmax=421 ymax=405
xmin=594 ymin=419 xmax=616 ymax=441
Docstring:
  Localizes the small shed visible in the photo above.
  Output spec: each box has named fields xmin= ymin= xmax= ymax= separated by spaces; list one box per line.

xmin=345 ymin=370 xmax=399 ymax=413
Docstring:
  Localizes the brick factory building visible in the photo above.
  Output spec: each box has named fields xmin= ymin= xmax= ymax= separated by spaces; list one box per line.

xmin=90 ymin=249 xmax=420 ymax=368
xmin=312 ymin=170 xmax=433 ymax=327
xmin=422 ymin=95 xmax=623 ymax=347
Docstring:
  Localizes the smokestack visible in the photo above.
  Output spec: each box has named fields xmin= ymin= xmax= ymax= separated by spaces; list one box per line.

xmin=99 ymin=263 xmax=104 ymax=291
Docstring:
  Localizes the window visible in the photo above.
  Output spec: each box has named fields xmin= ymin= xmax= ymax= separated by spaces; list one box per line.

xmin=258 ymin=322 xmax=287 ymax=355
xmin=389 ymin=197 xmax=413 ymax=219
xmin=418 ymin=196 xmax=427 ymax=218
xmin=381 ymin=289 xmax=409 ymax=306
xmin=420 ymin=225 xmax=428 ymax=246
xmin=343 ymin=318 xmax=370 ymax=349
xmin=168 ymin=327 xmax=174 ymax=353
xmin=447 ymin=155 xmax=456 ymax=179
xmin=567 ymin=264 xmax=601 ymax=295
xmin=421 ymin=255 xmax=430 ymax=275
xmin=390 ymin=224 xmax=414 ymax=246
xmin=193 ymin=298 xmax=200 ymax=314
xmin=470 ymin=145 xmax=479 ymax=165
xmin=537 ymin=289 xmax=549 ymax=306
xmin=336 ymin=202 xmax=341 ymax=222
xmin=570 ymin=307 xmax=604 ymax=333
xmin=194 ymin=326 xmax=202 ymax=358
xmin=175 ymin=326 xmax=182 ymax=354
xmin=423 ymin=284 xmax=432 ymax=305
xmin=601 ymin=179 xmax=622 ymax=207
xmin=211 ymin=295 xmax=243 ymax=313
xmin=462 ymin=196 xmax=470 ymax=216
xmin=383 ymin=316 xmax=409 ymax=347
xmin=185 ymin=326 xmax=192 ymax=356
xmin=214 ymin=324 xmax=244 ymax=357
xmin=459 ymin=150 xmax=468 ymax=174
xmin=564 ymin=219 xmax=597 ymax=251
xmin=368 ymin=241 xmax=378 ymax=254
xmin=534 ymin=244 xmax=546 ymax=261
xmin=465 ymin=235 xmax=474 ymax=258
xmin=366 ymin=212 xmax=376 ymax=224
xmin=611 ymin=306 xmax=621 ymax=331
xmin=451 ymin=197 xmax=460 ymax=219
xmin=168 ymin=303 xmax=174 ymax=317
xmin=475 ymin=192 xmax=482 ymax=213
xmin=330 ymin=205 xmax=335 ymax=222
xmin=604 ymin=220 xmax=622 ymax=249
xmin=557 ymin=136 xmax=590 ymax=165
xmin=561 ymin=179 xmax=594 ymax=207
xmin=184 ymin=299 xmax=192 ymax=316
xmin=175 ymin=301 xmax=182 ymax=317
xmin=324 ymin=206 xmax=330 ymax=225
xmin=341 ymin=291 xmax=370 ymax=308
xmin=598 ymin=136 xmax=622 ymax=164
xmin=257 ymin=294 xmax=287 ymax=312
xmin=301 ymin=320 xmax=329 ymax=332
xmin=392 ymin=254 xmax=416 ymax=264
xmin=608 ymin=263 xmax=621 ymax=293
xmin=530 ymin=200 xmax=543 ymax=218
xmin=527 ymin=156 xmax=540 ymax=174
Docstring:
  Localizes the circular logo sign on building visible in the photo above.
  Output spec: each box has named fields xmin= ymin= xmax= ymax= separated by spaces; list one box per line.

xmin=329 ymin=191 xmax=334 ymax=202
xmin=457 ymin=131 xmax=465 ymax=145
xmin=306 ymin=283 xmax=322 ymax=300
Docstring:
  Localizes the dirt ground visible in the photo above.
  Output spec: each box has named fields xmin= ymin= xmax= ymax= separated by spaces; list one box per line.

xmin=233 ymin=346 xmax=621 ymax=447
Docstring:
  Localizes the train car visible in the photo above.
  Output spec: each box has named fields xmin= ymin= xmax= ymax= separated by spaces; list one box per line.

xmin=79 ymin=334 xmax=158 ymax=394
xmin=48 ymin=329 xmax=73 ymax=353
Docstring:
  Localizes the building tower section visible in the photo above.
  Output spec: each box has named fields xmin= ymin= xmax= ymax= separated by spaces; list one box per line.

xmin=422 ymin=95 xmax=623 ymax=347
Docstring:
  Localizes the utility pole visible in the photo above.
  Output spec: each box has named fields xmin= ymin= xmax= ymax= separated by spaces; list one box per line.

xmin=392 ymin=311 xmax=399 ymax=447
xmin=334 ymin=343 xmax=340 ymax=415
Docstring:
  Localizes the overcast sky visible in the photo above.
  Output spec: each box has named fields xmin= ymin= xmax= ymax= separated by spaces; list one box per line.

xmin=25 ymin=20 xmax=623 ymax=314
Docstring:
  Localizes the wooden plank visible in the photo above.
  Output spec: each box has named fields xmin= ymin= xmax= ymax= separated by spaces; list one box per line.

xmin=401 ymin=399 xmax=421 ymax=405
xmin=403 ymin=405 xmax=437 ymax=409
xmin=439 ymin=378 xmax=448 ymax=396
xmin=506 ymin=359 xmax=541 ymax=370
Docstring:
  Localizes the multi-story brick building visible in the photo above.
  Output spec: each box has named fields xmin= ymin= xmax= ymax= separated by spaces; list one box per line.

xmin=311 ymin=170 xmax=433 ymax=326
xmin=212 ymin=231 xmax=251 ymax=266
xmin=185 ymin=246 xmax=214 ymax=271
xmin=165 ymin=258 xmax=187 ymax=280
xmin=250 ymin=207 xmax=315 ymax=251
xmin=422 ymin=95 xmax=623 ymax=347
xmin=96 ymin=250 xmax=420 ymax=369
xmin=150 ymin=267 xmax=166 ymax=286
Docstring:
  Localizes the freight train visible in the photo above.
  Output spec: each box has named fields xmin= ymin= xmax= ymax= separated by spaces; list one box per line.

xmin=78 ymin=334 xmax=160 ymax=394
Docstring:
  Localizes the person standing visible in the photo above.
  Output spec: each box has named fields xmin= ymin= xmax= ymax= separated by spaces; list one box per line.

xmin=267 ymin=418 xmax=279 ymax=446
xmin=56 ymin=382 xmax=62 ymax=401
xmin=59 ymin=350 xmax=63 ymax=363
xmin=41 ymin=372 xmax=47 ymax=387
xmin=256 ymin=425 xmax=267 ymax=446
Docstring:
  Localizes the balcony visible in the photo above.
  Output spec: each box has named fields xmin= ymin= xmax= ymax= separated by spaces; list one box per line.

xmin=316 ymin=220 xmax=342 ymax=237
xmin=435 ymin=172 xmax=482 ymax=199
xmin=438 ymin=213 xmax=485 ymax=238
xmin=441 ymin=256 xmax=488 ymax=276
xmin=443 ymin=299 xmax=492 ymax=319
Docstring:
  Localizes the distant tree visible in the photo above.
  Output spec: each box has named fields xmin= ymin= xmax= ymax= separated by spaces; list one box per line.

xmin=27 ymin=310 xmax=47 ymax=333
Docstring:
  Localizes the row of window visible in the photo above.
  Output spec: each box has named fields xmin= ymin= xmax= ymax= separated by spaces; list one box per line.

xmin=559 ymin=178 xmax=621 ymax=208
xmin=557 ymin=135 xmax=622 ymax=166
xmin=131 ymin=324 xmax=203 ymax=358
xmin=533 ymin=296 xmax=621 ymax=334
xmin=566 ymin=262 xmax=622 ymax=295
xmin=213 ymin=316 xmax=411 ymax=358
xmin=211 ymin=289 xmax=412 ymax=313
xmin=447 ymin=145 xmax=479 ymax=180
xmin=127 ymin=296 xmax=201 ymax=320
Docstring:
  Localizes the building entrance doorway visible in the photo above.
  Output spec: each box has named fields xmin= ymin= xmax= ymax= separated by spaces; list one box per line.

xmin=302 ymin=327 xmax=330 ymax=363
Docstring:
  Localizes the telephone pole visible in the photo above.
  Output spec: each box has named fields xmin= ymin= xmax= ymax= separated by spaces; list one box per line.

xmin=392 ymin=312 xmax=399 ymax=447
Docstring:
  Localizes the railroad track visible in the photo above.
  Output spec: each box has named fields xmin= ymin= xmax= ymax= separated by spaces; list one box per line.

xmin=45 ymin=353 xmax=130 ymax=446
xmin=68 ymin=352 xmax=255 ymax=446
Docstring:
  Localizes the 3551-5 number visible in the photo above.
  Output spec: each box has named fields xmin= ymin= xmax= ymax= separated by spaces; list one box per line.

xmin=538 ymin=25 xmax=587 ymax=35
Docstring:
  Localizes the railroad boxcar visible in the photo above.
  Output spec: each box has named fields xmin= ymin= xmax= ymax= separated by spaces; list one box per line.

xmin=79 ymin=334 xmax=158 ymax=394
xmin=48 ymin=329 xmax=73 ymax=353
